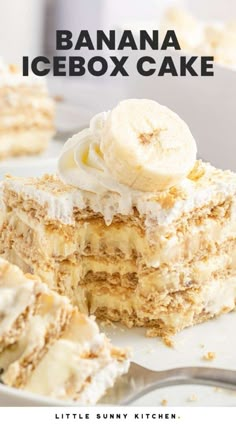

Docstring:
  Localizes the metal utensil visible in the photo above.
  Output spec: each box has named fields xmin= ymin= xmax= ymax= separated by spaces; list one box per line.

xmin=101 ymin=362 xmax=236 ymax=405
xmin=0 ymin=363 xmax=235 ymax=406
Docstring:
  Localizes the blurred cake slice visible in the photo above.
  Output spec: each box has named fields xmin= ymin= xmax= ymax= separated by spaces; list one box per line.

xmin=161 ymin=7 xmax=236 ymax=68
xmin=0 ymin=59 xmax=55 ymax=159
xmin=0 ymin=258 xmax=130 ymax=403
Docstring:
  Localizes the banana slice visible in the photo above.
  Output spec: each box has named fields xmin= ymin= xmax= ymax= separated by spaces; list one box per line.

xmin=101 ymin=99 xmax=197 ymax=192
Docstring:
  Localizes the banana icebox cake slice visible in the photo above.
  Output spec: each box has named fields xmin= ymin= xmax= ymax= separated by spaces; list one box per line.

xmin=0 ymin=258 xmax=130 ymax=403
xmin=0 ymin=59 xmax=55 ymax=159
xmin=1 ymin=99 xmax=236 ymax=337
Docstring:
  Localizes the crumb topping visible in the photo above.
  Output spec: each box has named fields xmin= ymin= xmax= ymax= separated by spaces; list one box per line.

xmin=202 ymin=351 xmax=216 ymax=361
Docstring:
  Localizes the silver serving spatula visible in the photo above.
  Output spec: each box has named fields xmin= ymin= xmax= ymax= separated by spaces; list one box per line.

xmin=100 ymin=362 xmax=236 ymax=405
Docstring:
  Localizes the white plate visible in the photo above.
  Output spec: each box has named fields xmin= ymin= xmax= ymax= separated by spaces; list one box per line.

xmin=0 ymin=102 xmax=92 ymax=180
xmin=104 ymin=312 xmax=236 ymax=406
xmin=0 ymin=312 xmax=236 ymax=406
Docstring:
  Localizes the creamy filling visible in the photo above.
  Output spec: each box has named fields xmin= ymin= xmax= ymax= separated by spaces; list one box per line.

xmin=5 ymin=232 xmax=236 ymax=285
xmin=0 ymin=258 xmax=46 ymax=337
xmin=24 ymin=311 xmax=129 ymax=402
xmin=0 ymin=130 xmax=54 ymax=155
xmin=25 ymin=339 xmax=108 ymax=397
xmin=25 ymin=342 xmax=129 ymax=403
xmin=3 ymin=239 xmax=236 ymax=313
xmin=5 ymin=199 xmax=236 ymax=269
xmin=2 ymin=245 xmax=236 ymax=335
xmin=0 ymin=282 xmax=36 ymax=336
xmin=0 ymin=315 xmax=53 ymax=371
xmin=76 ymin=360 xmax=129 ymax=405
xmin=0 ymin=111 xmax=54 ymax=130
xmin=85 ymin=277 xmax=236 ymax=327
xmin=0 ymin=95 xmax=54 ymax=112
xmin=4 ymin=163 xmax=236 ymax=227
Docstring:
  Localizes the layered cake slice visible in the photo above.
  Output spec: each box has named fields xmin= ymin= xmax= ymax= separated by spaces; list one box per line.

xmin=0 ymin=259 xmax=73 ymax=388
xmin=0 ymin=258 xmax=130 ymax=403
xmin=0 ymin=59 xmax=55 ymax=159
xmin=24 ymin=311 xmax=129 ymax=403
xmin=1 ymin=99 xmax=236 ymax=337
xmin=0 ymin=257 xmax=47 ymax=353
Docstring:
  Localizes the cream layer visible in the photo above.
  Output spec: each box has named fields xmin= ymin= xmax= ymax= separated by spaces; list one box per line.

xmin=0 ymin=87 xmax=54 ymax=112
xmin=2 ymin=237 xmax=236 ymax=312
xmin=2 ymin=246 xmax=236 ymax=335
xmin=83 ymin=277 xmax=236 ymax=333
xmin=25 ymin=311 xmax=129 ymax=403
xmin=0 ymin=291 xmax=72 ymax=387
xmin=0 ymin=258 xmax=46 ymax=351
xmin=3 ymin=195 xmax=236 ymax=268
xmin=3 ymin=246 xmax=236 ymax=335
xmin=2 ymin=161 xmax=236 ymax=228
xmin=3 ymin=232 xmax=236 ymax=285
xmin=0 ymin=129 xmax=54 ymax=158
xmin=0 ymin=109 xmax=54 ymax=131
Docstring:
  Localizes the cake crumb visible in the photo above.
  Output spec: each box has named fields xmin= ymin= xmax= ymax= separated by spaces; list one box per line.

xmin=214 ymin=387 xmax=222 ymax=393
xmin=99 ymin=319 xmax=118 ymax=329
xmin=146 ymin=329 xmax=175 ymax=348
xmin=161 ymin=399 xmax=168 ymax=406
xmin=146 ymin=328 xmax=159 ymax=337
xmin=200 ymin=343 xmax=205 ymax=348
xmin=9 ymin=63 xmax=19 ymax=73
xmin=187 ymin=394 xmax=198 ymax=402
xmin=202 ymin=351 xmax=216 ymax=361
xmin=162 ymin=335 xmax=175 ymax=348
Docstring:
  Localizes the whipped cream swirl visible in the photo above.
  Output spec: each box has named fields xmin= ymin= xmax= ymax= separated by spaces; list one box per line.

xmin=58 ymin=112 xmax=132 ymax=195
xmin=58 ymin=99 xmax=196 ymax=194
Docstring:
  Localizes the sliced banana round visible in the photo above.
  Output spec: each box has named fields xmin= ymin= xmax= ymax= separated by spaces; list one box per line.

xmin=100 ymin=99 xmax=197 ymax=192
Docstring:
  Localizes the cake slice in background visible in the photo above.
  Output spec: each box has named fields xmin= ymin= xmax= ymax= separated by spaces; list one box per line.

xmin=0 ymin=258 xmax=130 ymax=404
xmin=161 ymin=7 xmax=236 ymax=68
xmin=0 ymin=59 xmax=55 ymax=159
